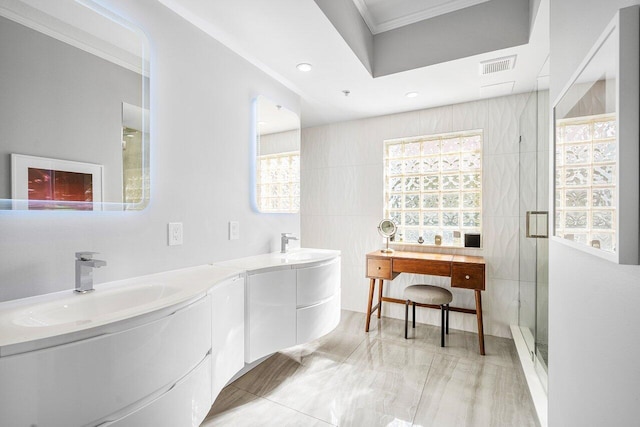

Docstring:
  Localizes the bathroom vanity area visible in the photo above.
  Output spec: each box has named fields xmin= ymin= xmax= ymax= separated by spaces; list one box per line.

xmin=0 ymin=249 xmax=340 ymax=427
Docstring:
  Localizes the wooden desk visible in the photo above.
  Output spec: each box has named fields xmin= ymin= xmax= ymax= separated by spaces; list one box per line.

xmin=365 ymin=250 xmax=486 ymax=355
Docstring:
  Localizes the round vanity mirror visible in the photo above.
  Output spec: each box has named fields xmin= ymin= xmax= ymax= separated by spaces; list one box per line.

xmin=377 ymin=219 xmax=397 ymax=253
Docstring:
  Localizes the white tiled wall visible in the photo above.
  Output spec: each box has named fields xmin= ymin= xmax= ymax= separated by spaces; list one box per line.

xmin=301 ymin=93 xmax=529 ymax=338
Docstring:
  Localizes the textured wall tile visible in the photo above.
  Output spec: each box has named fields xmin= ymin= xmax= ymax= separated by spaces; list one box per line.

xmin=452 ymin=99 xmax=488 ymax=132
xmin=483 ymin=278 xmax=520 ymax=338
xmin=484 ymin=153 xmax=519 ymax=217
xmin=301 ymin=126 xmax=331 ymax=170
xmin=483 ymin=216 xmax=519 ymax=280
xmin=486 ymin=94 xmax=529 ymax=155
xmin=419 ymin=105 xmax=453 ymax=135
xmin=340 ymin=262 xmax=372 ymax=313
xmin=301 ymin=93 xmax=534 ymax=341
xmin=301 ymin=164 xmax=383 ymax=216
xmin=519 ymin=92 xmax=539 ymax=154
xmin=301 ymin=214 xmax=380 ymax=268
xmin=374 ymin=110 xmax=422 ymax=141
xmin=518 ymin=151 xmax=538 ymax=217
xmin=537 ymin=150 xmax=550 ymax=210
xmin=519 ymin=220 xmax=537 ymax=283
xmin=517 ymin=279 xmax=536 ymax=334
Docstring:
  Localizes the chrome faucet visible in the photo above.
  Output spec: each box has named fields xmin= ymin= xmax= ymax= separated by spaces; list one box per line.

xmin=281 ymin=233 xmax=298 ymax=253
xmin=75 ymin=252 xmax=107 ymax=293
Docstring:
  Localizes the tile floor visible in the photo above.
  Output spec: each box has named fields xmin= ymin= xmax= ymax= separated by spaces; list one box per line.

xmin=202 ymin=310 xmax=539 ymax=427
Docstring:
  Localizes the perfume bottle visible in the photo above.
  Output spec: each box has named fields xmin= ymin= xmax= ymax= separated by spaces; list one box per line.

xmin=453 ymin=231 xmax=461 ymax=246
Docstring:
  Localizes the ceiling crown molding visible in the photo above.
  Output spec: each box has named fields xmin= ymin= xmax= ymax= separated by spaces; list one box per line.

xmin=353 ymin=0 xmax=490 ymax=34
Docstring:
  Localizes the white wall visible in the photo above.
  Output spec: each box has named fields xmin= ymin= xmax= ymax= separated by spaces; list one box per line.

xmin=301 ymin=93 xmax=529 ymax=338
xmin=0 ymin=0 xmax=300 ymax=302
xmin=549 ymin=1 xmax=640 ymax=425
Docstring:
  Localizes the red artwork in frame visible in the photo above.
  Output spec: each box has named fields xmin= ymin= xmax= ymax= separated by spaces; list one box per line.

xmin=11 ymin=154 xmax=103 ymax=210
xmin=27 ymin=168 xmax=94 ymax=210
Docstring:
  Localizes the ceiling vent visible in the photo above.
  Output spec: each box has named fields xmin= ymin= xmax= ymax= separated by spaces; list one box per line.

xmin=480 ymin=55 xmax=517 ymax=75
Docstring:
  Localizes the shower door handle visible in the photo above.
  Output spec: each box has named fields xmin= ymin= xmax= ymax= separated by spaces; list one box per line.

xmin=526 ymin=211 xmax=549 ymax=238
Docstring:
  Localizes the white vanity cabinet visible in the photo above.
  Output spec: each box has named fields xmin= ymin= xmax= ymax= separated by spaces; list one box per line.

xmin=0 ymin=251 xmax=340 ymax=426
xmin=245 ymin=256 xmax=341 ymax=363
xmin=209 ymin=274 xmax=245 ymax=398
xmin=108 ymin=355 xmax=212 ymax=427
xmin=0 ymin=295 xmax=212 ymax=427
xmin=245 ymin=268 xmax=297 ymax=363
xmin=296 ymin=257 xmax=341 ymax=344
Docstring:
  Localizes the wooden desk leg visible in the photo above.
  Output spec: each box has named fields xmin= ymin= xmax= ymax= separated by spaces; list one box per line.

xmin=365 ymin=278 xmax=376 ymax=332
xmin=377 ymin=279 xmax=384 ymax=318
xmin=475 ymin=290 xmax=485 ymax=355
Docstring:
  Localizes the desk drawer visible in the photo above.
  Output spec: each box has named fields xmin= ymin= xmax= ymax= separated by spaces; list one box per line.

xmin=367 ymin=258 xmax=393 ymax=279
xmin=451 ymin=263 xmax=485 ymax=290
xmin=393 ymin=258 xmax=451 ymax=277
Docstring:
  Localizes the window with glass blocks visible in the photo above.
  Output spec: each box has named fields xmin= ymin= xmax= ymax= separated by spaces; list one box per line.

xmin=555 ymin=114 xmax=616 ymax=251
xmin=383 ymin=130 xmax=482 ymax=246
xmin=256 ymin=151 xmax=300 ymax=213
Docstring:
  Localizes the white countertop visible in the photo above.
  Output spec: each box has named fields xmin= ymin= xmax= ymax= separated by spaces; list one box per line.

xmin=0 ymin=248 xmax=340 ymax=355
xmin=0 ymin=265 xmax=243 ymax=352
xmin=214 ymin=248 xmax=340 ymax=272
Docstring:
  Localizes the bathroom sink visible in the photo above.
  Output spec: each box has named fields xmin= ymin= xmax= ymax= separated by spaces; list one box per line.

xmin=12 ymin=283 xmax=182 ymax=328
xmin=282 ymin=251 xmax=330 ymax=261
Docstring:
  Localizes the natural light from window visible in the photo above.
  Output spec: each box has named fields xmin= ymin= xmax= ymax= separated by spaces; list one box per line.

xmin=256 ymin=151 xmax=300 ymax=213
xmin=383 ymin=130 xmax=483 ymax=246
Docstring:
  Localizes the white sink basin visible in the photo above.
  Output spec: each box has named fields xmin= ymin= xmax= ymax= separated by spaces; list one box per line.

xmin=282 ymin=251 xmax=330 ymax=261
xmin=215 ymin=248 xmax=340 ymax=272
xmin=12 ymin=283 xmax=182 ymax=328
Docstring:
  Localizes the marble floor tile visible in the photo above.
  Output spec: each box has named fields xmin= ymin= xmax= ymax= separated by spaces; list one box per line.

xmin=256 ymin=357 xmax=425 ymax=426
xmin=203 ymin=310 xmax=538 ymax=427
xmin=232 ymin=351 xmax=338 ymax=397
xmin=343 ymin=337 xmax=436 ymax=381
xmin=366 ymin=311 xmax=519 ymax=368
xmin=279 ymin=325 xmax=366 ymax=367
xmin=413 ymin=354 xmax=538 ymax=427
xmin=201 ymin=385 xmax=333 ymax=427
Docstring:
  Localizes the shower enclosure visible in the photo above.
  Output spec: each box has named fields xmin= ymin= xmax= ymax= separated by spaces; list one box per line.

xmin=517 ymin=86 xmax=549 ymax=390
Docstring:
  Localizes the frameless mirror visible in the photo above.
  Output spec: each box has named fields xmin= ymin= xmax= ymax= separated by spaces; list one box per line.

xmin=254 ymin=96 xmax=300 ymax=213
xmin=0 ymin=0 xmax=150 ymax=211
xmin=553 ymin=6 xmax=639 ymax=264
xmin=377 ymin=219 xmax=397 ymax=253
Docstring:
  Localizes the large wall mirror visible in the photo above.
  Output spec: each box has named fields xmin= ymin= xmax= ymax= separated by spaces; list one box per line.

xmin=254 ymin=96 xmax=300 ymax=213
xmin=0 ymin=0 xmax=150 ymax=211
xmin=553 ymin=6 xmax=639 ymax=264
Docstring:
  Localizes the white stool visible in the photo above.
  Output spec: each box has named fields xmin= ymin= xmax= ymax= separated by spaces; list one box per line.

xmin=404 ymin=285 xmax=453 ymax=347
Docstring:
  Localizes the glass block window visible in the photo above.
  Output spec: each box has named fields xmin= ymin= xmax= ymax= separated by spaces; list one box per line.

xmin=555 ymin=114 xmax=616 ymax=251
xmin=384 ymin=130 xmax=483 ymax=246
xmin=256 ymin=151 xmax=300 ymax=213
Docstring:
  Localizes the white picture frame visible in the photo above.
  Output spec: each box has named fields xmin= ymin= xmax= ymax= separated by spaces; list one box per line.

xmin=11 ymin=154 xmax=104 ymax=210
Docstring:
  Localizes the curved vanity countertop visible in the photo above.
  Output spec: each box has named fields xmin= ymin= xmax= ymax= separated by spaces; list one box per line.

xmin=0 ymin=265 xmax=243 ymax=354
xmin=214 ymin=248 xmax=341 ymax=273
xmin=0 ymin=248 xmax=340 ymax=355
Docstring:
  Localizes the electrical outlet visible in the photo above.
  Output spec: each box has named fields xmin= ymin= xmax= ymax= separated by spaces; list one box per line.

xmin=229 ymin=221 xmax=239 ymax=240
xmin=168 ymin=222 xmax=183 ymax=246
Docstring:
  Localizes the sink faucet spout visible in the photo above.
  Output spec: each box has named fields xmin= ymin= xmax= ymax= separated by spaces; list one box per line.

xmin=281 ymin=233 xmax=299 ymax=253
xmin=75 ymin=252 xmax=107 ymax=293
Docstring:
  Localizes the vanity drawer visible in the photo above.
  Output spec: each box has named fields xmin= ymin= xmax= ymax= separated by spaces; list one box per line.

xmin=451 ymin=263 xmax=485 ymax=290
xmin=367 ymin=258 xmax=393 ymax=279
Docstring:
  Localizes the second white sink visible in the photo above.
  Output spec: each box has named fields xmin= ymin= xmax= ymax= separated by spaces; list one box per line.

xmin=12 ymin=283 xmax=182 ymax=328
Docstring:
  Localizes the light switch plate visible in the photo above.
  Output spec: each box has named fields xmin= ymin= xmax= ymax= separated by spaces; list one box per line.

xmin=229 ymin=221 xmax=239 ymax=240
xmin=168 ymin=222 xmax=183 ymax=246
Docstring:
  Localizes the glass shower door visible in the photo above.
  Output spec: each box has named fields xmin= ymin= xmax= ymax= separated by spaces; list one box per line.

xmin=518 ymin=89 xmax=549 ymax=376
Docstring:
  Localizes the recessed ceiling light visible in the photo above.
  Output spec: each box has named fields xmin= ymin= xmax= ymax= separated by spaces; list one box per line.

xmin=405 ymin=92 xmax=419 ymax=98
xmin=296 ymin=63 xmax=312 ymax=72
